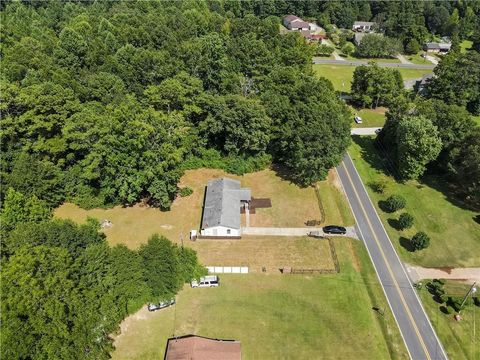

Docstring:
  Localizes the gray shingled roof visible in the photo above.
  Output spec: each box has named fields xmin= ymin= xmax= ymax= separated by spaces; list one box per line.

xmin=425 ymin=42 xmax=451 ymax=50
xmin=201 ymin=178 xmax=251 ymax=230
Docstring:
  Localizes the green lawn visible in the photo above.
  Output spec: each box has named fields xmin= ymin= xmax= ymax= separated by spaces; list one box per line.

xmin=349 ymin=136 xmax=480 ymax=268
xmin=313 ymin=64 xmax=433 ymax=92
xmin=418 ymin=281 xmax=479 ymax=360
xmin=316 ymin=170 xmax=355 ymax=226
xmin=350 ymin=107 xmax=387 ymax=128
xmin=111 ymin=239 xmax=408 ymax=359
xmin=313 ymin=64 xmax=356 ymax=92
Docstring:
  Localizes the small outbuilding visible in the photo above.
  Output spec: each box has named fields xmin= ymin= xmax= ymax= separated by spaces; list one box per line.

xmin=200 ymin=178 xmax=251 ymax=238
xmin=165 ymin=335 xmax=241 ymax=360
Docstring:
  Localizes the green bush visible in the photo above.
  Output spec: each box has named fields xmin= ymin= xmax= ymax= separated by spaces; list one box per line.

xmin=398 ymin=212 xmax=414 ymax=230
xmin=411 ymin=231 xmax=430 ymax=251
xmin=384 ymin=194 xmax=406 ymax=213
xmin=179 ymin=187 xmax=193 ymax=197
xmin=369 ymin=180 xmax=387 ymax=194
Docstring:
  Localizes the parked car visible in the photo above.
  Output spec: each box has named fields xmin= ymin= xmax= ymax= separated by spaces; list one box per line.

xmin=354 ymin=116 xmax=363 ymax=124
xmin=148 ymin=298 xmax=175 ymax=312
xmin=323 ymin=225 xmax=347 ymax=235
xmin=191 ymin=275 xmax=219 ymax=288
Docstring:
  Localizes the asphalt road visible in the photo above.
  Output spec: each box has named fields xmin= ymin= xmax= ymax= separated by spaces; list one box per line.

xmin=313 ymin=58 xmax=435 ymax=70
xmin=336 ymin=153 xmax=448 ymax=360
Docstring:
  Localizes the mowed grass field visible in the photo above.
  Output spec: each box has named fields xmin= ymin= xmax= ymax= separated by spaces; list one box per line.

xmin=350 ymin=107 xmax=387 ymax=128
xmin=418 ymin=281 xmax=479 ymax=360
xmin=313 ymin=64 xmax=433 ymax=92
xmin=349 ymin=136 xmax=480 ymax=267
xmin=190 ymin=236 xmax=335 ymax=273
xmin=55 ymin=167 xmax=353 ymax=249
xmin=111 ymin=239 xmax=408 ymax=360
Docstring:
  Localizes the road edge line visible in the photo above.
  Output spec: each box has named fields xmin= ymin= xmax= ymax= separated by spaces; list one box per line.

xmin=335 ymin=164 xmax=414 ymax=360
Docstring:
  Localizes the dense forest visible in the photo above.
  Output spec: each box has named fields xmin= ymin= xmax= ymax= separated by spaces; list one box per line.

xmin=0 ymin=0 xmax=352 ymax=211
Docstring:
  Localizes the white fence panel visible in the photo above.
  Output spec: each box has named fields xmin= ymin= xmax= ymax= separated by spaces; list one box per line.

xmin=206 ymin=266 xmax=248 ymax=274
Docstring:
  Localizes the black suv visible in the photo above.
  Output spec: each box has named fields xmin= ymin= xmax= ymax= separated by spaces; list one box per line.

xmin=323 ymin=225 xmax=347 ymax=235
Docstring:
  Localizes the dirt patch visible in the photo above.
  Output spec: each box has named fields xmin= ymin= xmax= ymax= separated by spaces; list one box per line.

xmin=114 ymin=306 xmax=151 ymax=341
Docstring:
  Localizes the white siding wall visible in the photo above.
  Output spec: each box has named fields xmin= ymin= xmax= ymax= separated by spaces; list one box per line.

xmin=201 ymin=226 xmax=240 ymax=237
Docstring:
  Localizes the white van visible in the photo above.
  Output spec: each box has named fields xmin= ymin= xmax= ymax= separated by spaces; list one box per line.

xmin=191 ymin=275 xmax=219 ymax=288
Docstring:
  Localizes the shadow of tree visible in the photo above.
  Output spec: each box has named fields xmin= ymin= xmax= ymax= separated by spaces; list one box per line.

xmin=387 ymin=218 xmax=401 ymax=230
xmin=474 ymin=214 xmax=480 ymax=225
xmin=439 ymin=305 xmax=450 ymax=315
xmin=351 ymin=136 xmax=389 ymax=175
xmin=378 ymin=200 xmax=396 ymax=213
xmin=271 ymin=163 xmax=309 ymax=187
xmin=399 ymin=236 xmax=414 ymax=252
xmin=421 ymin=174 xmax=479 ymax=212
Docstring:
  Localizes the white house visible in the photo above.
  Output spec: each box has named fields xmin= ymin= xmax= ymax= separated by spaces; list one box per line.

xmin=283 ymin=15 xmax=310 ymax=31
xmin=200 ymin=178 xmax=251 ymax=238
xmin=423 ymin=42 xmax=451 ymax=53
xmin=352 ymin=21 xmax=375 ymax=32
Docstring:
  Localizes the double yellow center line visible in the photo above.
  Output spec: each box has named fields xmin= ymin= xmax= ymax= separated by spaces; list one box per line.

xmin=340 ymin=160 xmax=431 ymax=360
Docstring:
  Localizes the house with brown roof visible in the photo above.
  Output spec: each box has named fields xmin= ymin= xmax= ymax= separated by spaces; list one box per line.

xmin=283 ymin=15 xmax=309 ymax=31
xmin=165 ymin=335 xmax=241 ymax=360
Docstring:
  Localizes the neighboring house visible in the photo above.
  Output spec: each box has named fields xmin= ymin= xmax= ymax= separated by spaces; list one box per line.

xmin=200 ymin=178 xmax=251 ymax=238
xmin=283 ymin=15 xmax=310 ymax=31
xmin=423 ymin=42 xmax=451 ymax=53
xmin=165 ymin=335 xmax=241 ymax=360
xmin=416 ymin=73 xmax=434 ymax=95
xmin=354 ymin=32 xmax=367 ymax=46
xmin=352 ymin=21 xmax=375 ymax=32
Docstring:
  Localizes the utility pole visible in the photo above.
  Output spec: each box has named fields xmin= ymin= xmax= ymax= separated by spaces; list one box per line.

xmin=459 ymin=281 xmax=477 ymax=313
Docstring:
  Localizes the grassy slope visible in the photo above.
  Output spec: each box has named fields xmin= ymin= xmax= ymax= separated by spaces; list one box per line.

xmin=313 ymin=64 xmax=433 ymax=92
xmin=317 ymin=170 xmax=355 ymax=226
xmin=111 ymin=239 xmax=408 ymax=360
xmin=406 ymin=52 xmax=433 ymax=65
xmin=349 ymin=136 xmax=480 ymax=267
xmin=418 ymin=281 xmax=479 ymax=360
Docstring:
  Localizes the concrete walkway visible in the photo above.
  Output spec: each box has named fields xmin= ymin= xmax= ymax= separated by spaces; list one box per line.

xmin=425 ymin=55 xmax=439 ymax=65
xmin=351 ymin=127 xmax=381 ymax=135
xmin=242 ymin=226 xmax=358 ymax=238
xmin=396 ymin=54 xmax=412 ymax=65
xmin=405 ymin=264 xmax=480 ymax=283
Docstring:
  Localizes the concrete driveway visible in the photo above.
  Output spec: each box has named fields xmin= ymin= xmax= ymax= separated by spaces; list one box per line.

xmin=242 ymin=226 xmax=358 ymax=239
xmin=351 ymin=127 xmax=381 ymax=135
